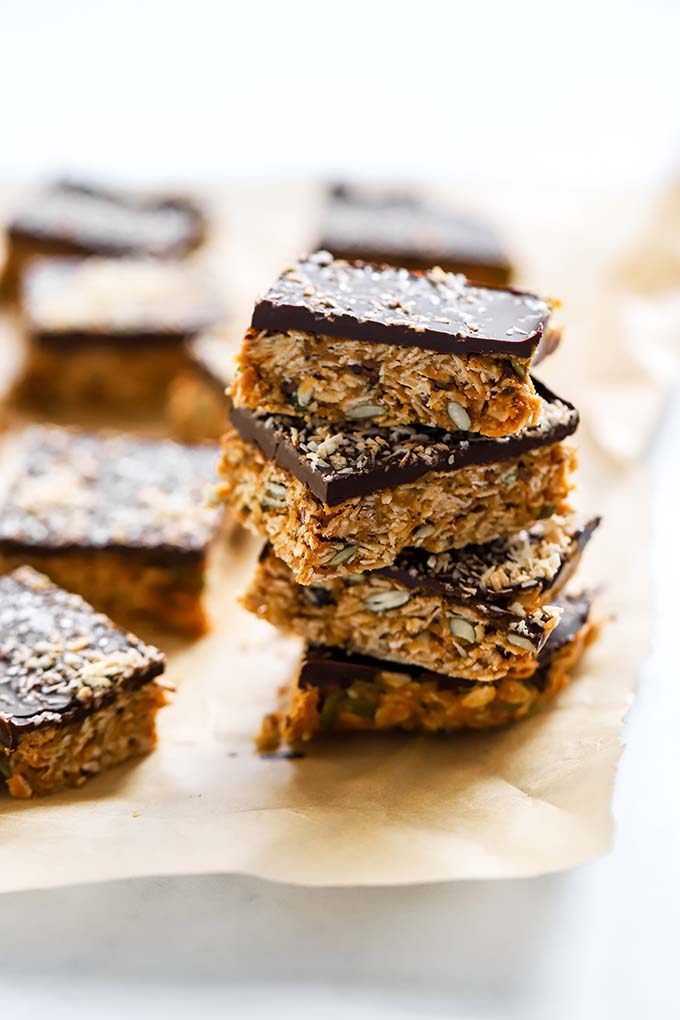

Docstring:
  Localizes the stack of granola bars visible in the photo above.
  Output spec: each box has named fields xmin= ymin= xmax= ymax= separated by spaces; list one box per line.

xmin=219 ymin=251 xmax=600 ymax=746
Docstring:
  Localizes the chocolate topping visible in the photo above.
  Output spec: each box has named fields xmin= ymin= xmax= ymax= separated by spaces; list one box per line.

xmin=229 ymin=378 xmax=578 ymax=506
xmin=9 ymin=179 xmax=205 ymax=259
xmin=298 ymin=593 xmax=591 ymax=694
xmin=251 ymin=251 xmax=549 ymax=357
xmin=23 ymin=258 xmax=223 ymax=350
xmin=377 ymin=516 xmax=599 ymax=609
xmin=318 ymin=185 xmax=512 ymax=278
xmin=0 ymin=427 xmax=221 ymax=558
xmin=0 ymin=566 xmax=165 ymax=749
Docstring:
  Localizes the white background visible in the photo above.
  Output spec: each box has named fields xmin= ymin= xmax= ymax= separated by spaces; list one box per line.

xmin=0 ymin=0 xmax=679 ymax=187
xmin=1 ymin=2 xmax=680 ymax=1017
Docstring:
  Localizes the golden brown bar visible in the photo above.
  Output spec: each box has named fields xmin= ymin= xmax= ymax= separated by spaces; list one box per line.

xmin=219 ymin=389 xmax=578 ymax=584
xmin=0 ymin=427 xmax=222 ymax=635
xmin=15 ymin=257 xmax=223 ymax=412
xmin=259 ymin=593 xmax=595 ymax=748
xmin=2 ymin=179 xmax=205 ymax=298
xmin=0 ymin=567 xmax=166 ymax=798
xmin=243 ymin=516 xmax=598 ymax=681
xmin=317 ymin=184 xmax=514 ymax=286
xmin=233 ymin=252 xmax=560 ymax=434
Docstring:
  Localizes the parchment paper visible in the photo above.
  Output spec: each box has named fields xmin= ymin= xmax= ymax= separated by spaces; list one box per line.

xmin=0 ymin=179 xmax=677 ymax=891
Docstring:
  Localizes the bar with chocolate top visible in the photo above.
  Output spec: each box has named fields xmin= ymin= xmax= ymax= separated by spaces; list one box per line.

xmin=2 ymin=178 xmax=206 ymax=297
xmin=15 ymin=257 xmax=223 ymax=411
xmin=0 ymin=566 xmax=166 ymax=798
xmin=317 ymin=184 xmax=513 ymax=286
xmin=258 ymin=593 xmax=595 ymax=748
xmin=0 ymin=427 xmax=222 ymax=635
xmin=167 ymin=330 xmax=234 ymax=442
xmin=244 ymin=516 xmax=599 ymax=681
xmin=233 ymin=251 xmax=561 ymax=435
xmin=219 ymin=382 xmax=578 ymax=583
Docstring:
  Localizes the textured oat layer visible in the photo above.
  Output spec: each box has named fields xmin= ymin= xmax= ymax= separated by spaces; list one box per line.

xmin=233 ymin=327 xmax=544 ymax=435
xmin=1 ymin=683 xmax=165 ymax=798
xmin=14 ymin=342 xmax=194 ymax=411
xmin=259 ymin=610 xmax=595 ymax=747
xmin=219 ymin=424 xmax=576 ymax=583
xmin=242 ymin=519 xmax=597 ymax=679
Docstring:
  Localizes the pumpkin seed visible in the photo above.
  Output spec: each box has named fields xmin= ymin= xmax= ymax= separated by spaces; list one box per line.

xmin=363 ymin=589 xmax=411 ymax=613
xmin=447 ymin=400 xmax=471 ymax=430
xmin=328 ymin=545 xmax=357 ymax=566
xmin=507 ymin=633 xmax=535 ymax=652
xmin=448 ymin=616 xmax=477 ymax=643
xmin=346 ymin=403 xmax=387 ymax=419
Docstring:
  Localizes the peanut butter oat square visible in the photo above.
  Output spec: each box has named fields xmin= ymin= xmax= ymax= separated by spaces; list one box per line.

xmin=0 ymin=427 xmax=222 ymax=634
xmin=0 ymin=566 xmax=166 ymax=798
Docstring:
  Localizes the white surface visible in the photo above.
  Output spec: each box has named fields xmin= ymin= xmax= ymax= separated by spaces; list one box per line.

xmin=0 ymin=0 xmax=679 ymax=186
xmin=1 ymin=2 xmax=679 ymax=1015
xmin=0 ymin=390 xmax=677 ymax=1020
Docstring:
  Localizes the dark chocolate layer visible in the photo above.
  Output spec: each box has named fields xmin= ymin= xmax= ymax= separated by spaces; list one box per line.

xmin=299 ymin=593 xmax=591 ymax=695
xmin=251 ymin=251 xmax=549 ymax=357
xmin=9 ymin=180 xmax=205 ymax=259
xmin=23 ymin=258 xmax=223 ymax=349
xmin=318 ymin=184 xmax=512 ymax=279
xmin=0 ymin=427 xmax=221 ymax=557
xmin=0 ymin=567 xmax=165 ymax=749
xmin=229 ymin=378 xmax=578 ymax=506
xmin=376 ymin=517 xmax=600 ymax=608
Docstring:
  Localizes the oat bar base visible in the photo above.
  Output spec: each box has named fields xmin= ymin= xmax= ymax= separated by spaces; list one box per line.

xmin=1 ymin=682 xmax=165 ymax=798
xmin=233 ymin=328 xmax=546 ymax=435
xmin=219 ymin=425 xmax=576 ymax=583
xmin=260 ymin=611 xmax=595 ymax=748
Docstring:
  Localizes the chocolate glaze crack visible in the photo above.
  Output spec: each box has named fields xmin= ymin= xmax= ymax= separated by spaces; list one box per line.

xmin=251 ymin=251 xmax=550 ymax=357
xmin=228 ymin=378 xmax=578 ymax=505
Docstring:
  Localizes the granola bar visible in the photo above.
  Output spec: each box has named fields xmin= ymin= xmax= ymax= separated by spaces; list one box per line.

xmin=219 ymin=384 xmax=578 ymax=583
xmin=259 ymin=593 xmax=595 ymax=747
xmin=317 ymin=184 xmax=513 ymax=285
xmin=232 ymin=251 xmax=561 ymax=434
xmin=0 ymin=566 xmax=166 ymax=797
xmin=243 ymin=516 xmax=599 ymax=681
xmin=15 ymin=257 xmax=223 ymax=411
xmin=167 ymin=331 xmax=234 ymax=442
xmin=2 ymin=178 xmax=205 ymax=297
xmin=0 ymin=427 xmax=222 ymax=635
